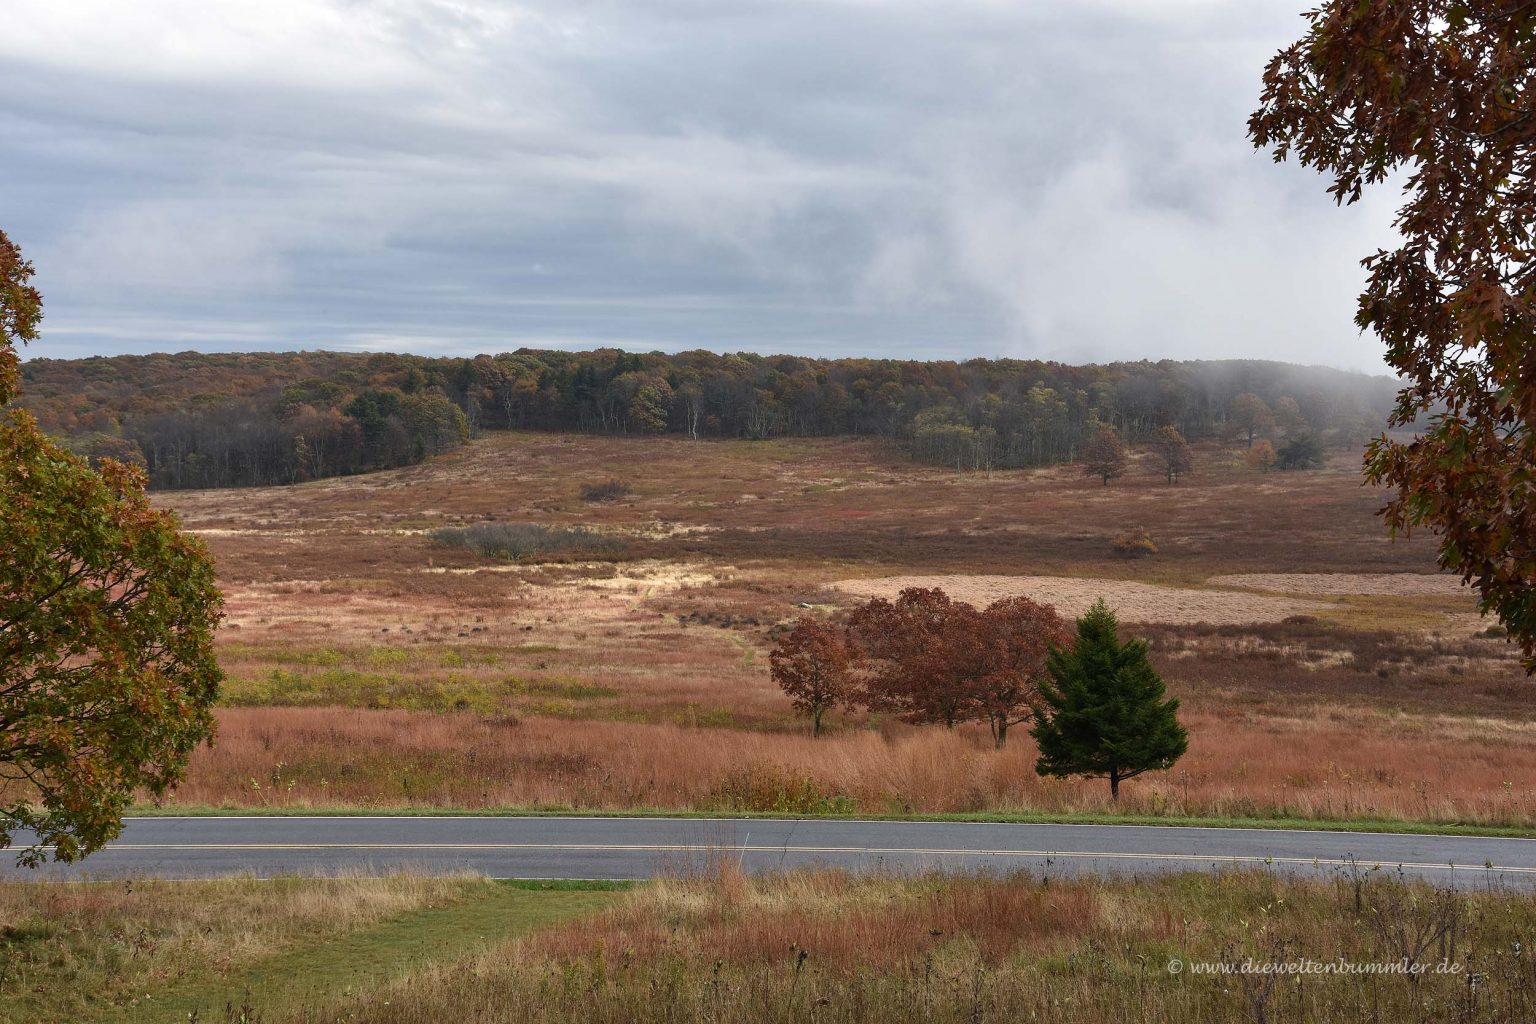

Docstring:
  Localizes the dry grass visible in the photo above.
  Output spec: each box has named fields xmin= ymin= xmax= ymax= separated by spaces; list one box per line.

xmin=1208 ymin=572 xmax=1467 ymax=596
xmin=273 ymin=866 xmax=1536 ymax=1023
xmin=0 ymin=874 xmax=478 ymax=1023
xmin=165 ymin=705 xmax=1536 ymax=826
xmin=130 ymin=431 xmax=1536 ymax=826
xmin=159 ymin=433 xmax=1444 ymax=582
xmin=832 ymin=574 xmax=1329 ymax=624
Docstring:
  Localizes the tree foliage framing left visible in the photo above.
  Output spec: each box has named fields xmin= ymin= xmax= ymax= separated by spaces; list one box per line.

xmin=1 ymin=229 xmax=223 ymax=865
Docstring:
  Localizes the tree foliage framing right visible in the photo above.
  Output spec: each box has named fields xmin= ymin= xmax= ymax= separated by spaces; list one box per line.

xmin=1252 ymin=2 xmax=1536 ymax=671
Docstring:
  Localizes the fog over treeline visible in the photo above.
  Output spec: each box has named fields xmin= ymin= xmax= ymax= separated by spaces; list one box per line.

xmin=18 ymin=349 xmax=1402 ymax=489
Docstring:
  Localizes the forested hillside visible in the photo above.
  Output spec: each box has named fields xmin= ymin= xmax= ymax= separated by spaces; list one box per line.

xmin=18 ymin=348 xmax=1400 ymax=488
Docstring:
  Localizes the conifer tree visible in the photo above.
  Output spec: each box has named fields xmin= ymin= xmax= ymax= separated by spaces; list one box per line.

xmin=1030 ymin=599 xmax=1187 ymax=801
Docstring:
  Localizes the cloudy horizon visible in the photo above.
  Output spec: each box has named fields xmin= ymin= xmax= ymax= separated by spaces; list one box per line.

xmin=3 ymin=0 xmax=1400 ymax=373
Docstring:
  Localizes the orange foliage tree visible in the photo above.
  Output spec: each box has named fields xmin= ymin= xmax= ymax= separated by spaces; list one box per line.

xmin=1 ymin=229 xmax=223 ymax=865
xmin=1252 ymin=1 xmax=1536 ymax=671
xmin=1081 ymin=422 xmax=1128 ymax=486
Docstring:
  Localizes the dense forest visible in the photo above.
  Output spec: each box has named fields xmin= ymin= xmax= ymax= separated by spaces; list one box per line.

xmin=17 ymin=348 xmax=1401 ymax=489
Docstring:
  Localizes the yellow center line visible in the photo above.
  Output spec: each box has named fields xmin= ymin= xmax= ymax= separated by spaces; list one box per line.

xmin=84 ymin=843 xmax=1536 ymax=873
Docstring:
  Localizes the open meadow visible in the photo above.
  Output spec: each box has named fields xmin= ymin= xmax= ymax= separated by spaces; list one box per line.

xmin=6 ymin=866 xmax=1536 ymax=1024
xmin=148 ymin=431 xmax=1535 ymax=828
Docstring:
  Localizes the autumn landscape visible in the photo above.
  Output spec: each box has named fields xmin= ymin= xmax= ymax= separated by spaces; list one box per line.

xmin=154 ymin=427 xmax=1529 ymax=827
xmin=9 ymin=1 xmax=1536 ymax=1022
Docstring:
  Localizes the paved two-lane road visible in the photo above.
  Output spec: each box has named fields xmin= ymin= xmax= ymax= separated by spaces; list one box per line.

xmin=6 ymin=817 xmax=1536 ymax=887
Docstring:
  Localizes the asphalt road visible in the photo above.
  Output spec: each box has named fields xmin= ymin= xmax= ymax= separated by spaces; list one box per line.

xmin=5 ymin=817 xmax=1536 ymax=887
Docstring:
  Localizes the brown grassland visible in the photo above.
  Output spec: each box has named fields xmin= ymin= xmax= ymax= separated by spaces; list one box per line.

xmin=149 ymin=431 xmax=1535 ymax=827
xmin=251 ymin=867 xmax=1536 ymax=1023
xmin=10 ymin=867 xmax=1536 ymax=1024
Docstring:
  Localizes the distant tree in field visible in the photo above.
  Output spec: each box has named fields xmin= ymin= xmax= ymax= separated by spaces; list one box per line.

xmin=972 ymin=597 xmax=1071 ymax=748
xmin=0 ymin=229 xmax=224 ymax=865
xmin=1252 ymin=1 xmax=1536 ymax=673
xmin=1081 ymin=423 xmax=1128 ymax=486
xmin=1031 ymin=600 xmax=1187 ymax=801
xmin=847 ymin=588 xmax=980 ymax=729
xmin=1246 ymin=439 xmax=1277 ymax=474
xmin=1227 ymin=393 xmax=1275 ymax=447
xmin=1149 ymin=426 xmax=1193 ymax=484
xmin=770 ymin=617 xmax=856 ymax=737
xmin=1272 ymin=396 xmax=1308 ymax=437
xmin=1277 ymin=433 xmax=1324 ymax=471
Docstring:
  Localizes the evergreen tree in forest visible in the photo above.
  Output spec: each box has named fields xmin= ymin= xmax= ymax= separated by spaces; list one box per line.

xmin=1031 ymin=599 xmax=1187 ymax=801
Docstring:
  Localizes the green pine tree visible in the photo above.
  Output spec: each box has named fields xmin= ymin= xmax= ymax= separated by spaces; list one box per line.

xmin=1030 ymin=599 xmax=1187 ymax=801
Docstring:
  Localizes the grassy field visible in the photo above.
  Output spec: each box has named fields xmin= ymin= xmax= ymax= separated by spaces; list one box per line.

xmin=0 ymin=875 xmax=623 ymax=1024
xmin=11 ymin=867 xmax=1533 ymax=1024
xmin=128 ymin=431 xmax=1534 ymax=829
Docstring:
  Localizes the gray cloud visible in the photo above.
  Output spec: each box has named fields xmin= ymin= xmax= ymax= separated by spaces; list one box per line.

xmin=2 ymin=0 xmax=1396 ymax=369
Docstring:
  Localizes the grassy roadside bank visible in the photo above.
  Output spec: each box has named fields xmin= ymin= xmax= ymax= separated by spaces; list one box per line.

xmin=0 ymin=877 xmax=625 ymax=1024
xmin=125 ymin=804 xmax=1536 ymax=840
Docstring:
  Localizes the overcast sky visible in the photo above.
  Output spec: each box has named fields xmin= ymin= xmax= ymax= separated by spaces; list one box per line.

xmin=2 ymin=0 xmax=1401 ymax=371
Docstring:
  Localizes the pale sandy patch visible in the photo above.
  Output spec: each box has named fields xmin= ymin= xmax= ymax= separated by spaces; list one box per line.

xmin=415 ymin=559 xmax=720 ymax=592
xmin=831 ymin=575 xmax=1325 ymax=625
xmin=580 ymin=562 xmax=722 ymax=592
xmin=1207 ymin=572 xmax=1466 ymax=597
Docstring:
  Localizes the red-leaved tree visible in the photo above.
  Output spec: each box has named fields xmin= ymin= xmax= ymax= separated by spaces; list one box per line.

xmin=847 ymin=588 xmax=982 ymax=729
xmin=972 ymin=597 xmax=1072 ymax=749
xmin=769 ymin=616 xmax=857 ymax=737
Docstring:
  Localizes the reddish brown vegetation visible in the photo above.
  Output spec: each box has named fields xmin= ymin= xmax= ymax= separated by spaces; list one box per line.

xmin=172 ymin=706 xmax=1536 ymax=826
xmin=837 ymin=589 xmax=1068 ymax=746
xmin=121 ymin=431 xmax=1532 ymax=826
xmin=769 ymin=618 xmax=857 ymax=737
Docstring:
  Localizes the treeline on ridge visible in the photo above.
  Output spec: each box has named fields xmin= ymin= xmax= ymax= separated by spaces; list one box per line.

xmin=18 ymin=348 xmax=1400 ymax=489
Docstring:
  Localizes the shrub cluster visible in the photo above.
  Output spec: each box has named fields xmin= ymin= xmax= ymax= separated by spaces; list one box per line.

xmin=1110 ymin=527 xmax=1157 ymax=558
xmin=705 ymin=761 xmax=857 ymax=815
xmin=430 ymin=523 xmax=626 ymax=561
xmin=579 ymin=478 xmax=633 ymax=502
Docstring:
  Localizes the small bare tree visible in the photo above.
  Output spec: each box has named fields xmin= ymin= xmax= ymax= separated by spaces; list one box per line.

xmin=1150 ymin=425 xmax=1193 ymax=484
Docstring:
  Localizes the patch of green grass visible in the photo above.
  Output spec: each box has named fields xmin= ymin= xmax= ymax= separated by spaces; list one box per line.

xmin=219 ymin=669 xmax=618 ymax=714
xmin=110 ymin=885 xmax=618 ymax=1024
xmin=497 ymin=878 xmax=637 ymax=892
xmin=221 ymin=668 xmax=511 ymax=713
xmin=508 ymin=677 xmax=619 ymax=700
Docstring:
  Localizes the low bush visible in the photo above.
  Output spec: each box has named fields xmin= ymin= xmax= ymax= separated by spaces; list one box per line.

xmin=579 ymin=478 xmax=632 ymax=502
xmin=1111 ymin=526 xmax=1157 ymax=558
xmin=704 ymin=761 xmax=858 ymax=814
xmin=430 ymin=522 xmax=626 ymax=561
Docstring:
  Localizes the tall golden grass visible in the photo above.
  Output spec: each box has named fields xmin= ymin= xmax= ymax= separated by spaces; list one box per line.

xmin=169 ymin=706 xmax=1536 ymax=825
